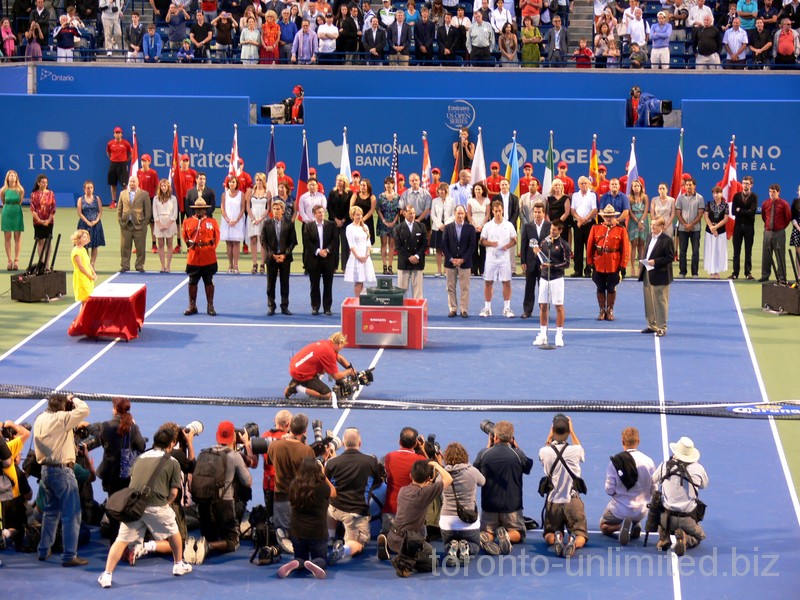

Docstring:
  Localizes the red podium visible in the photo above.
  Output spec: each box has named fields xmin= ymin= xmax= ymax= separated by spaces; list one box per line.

xmin=341 ymin=297 xmax=428 ymax=349
xmin=68 ymin=283 xmax=147 ymax=341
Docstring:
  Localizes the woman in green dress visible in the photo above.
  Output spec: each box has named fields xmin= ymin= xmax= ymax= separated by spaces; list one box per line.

xmin=0 ymin=169 xmax=24 ymax=271
xmin=520 ymin=16 xmax=542 ymax=67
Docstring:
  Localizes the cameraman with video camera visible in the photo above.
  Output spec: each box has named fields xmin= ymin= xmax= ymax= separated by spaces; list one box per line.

xmin=33 ymin=392 xmax=91 ymax=566
xmin=184 ymin=420 xmax=254 ymax=565
xmin=325 ymin=427 xmax=382 ymax=564
xmin=285 ymin=331 xmax=358 ymax=402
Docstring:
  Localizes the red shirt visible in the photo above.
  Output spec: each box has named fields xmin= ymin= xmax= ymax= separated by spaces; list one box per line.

xmin=289 ymin=339 xmax=339 ymax=381
xmin=261 ymin=428 xmax=288 ymax=490
xmin=556 ymin=174 xmax=575 ymax=196
xmin=30 ymin=190 xmax=56 ymax=223
xmin=278 ymin=174 xmax=294 ymax=194
xmin=761 ymin=197 xmax=792 ymax=231
xmin=520 ymin=175 xmax=541 ymax=196
xmin=177 ymin=167 xmax=198 ymax=210
xmin=182 ymin=215 xmax=219 ymax=266
xmin=107 ymin=139 xmax=132 ymax=163
xmin=137 ymin=167 xmax=159 ymax=199
xmin=428 ymin=180 xmax=442 ymax=197
xmin=485 ymin=174 xmax=503 ymax=196
xmin=382 ymin=448 xmax=422 ymax=514
xmin=595 ymin=179 xmax=610 ymax=196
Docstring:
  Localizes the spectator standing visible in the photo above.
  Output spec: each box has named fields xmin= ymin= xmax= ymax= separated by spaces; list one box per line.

xmin=118 ymin=176 xmax=151 ymax=272
xmin=748 ymin=17 xmax=773 ymax=68
xmin=693 ymin=14 xmax=722 ymax=68
xmin=100 ymin=0 xmax=124 ymax=55
xmin=570 ymin=176 xmax=597 ymax=277
xmin=153 ymin=178 xmax=178 ymax=273
xmin=773 ymin=17 xmax=800 ymax=69
xmin=723 ymin=17 xmax=749 ymax=68
xmin=758 ymin=183 xmax=791 ymax=283
xmin=125 ymin=10 xmax=144 ymax=61
xmin=191 ymin=10 xmax=214 ymax=62
xmin=675 ymin=177 xmax=704 ymax=278
xmin=143 ymin=22 xmax=163 ymax=62
xmin=291 ymin=18 xmax=318 ymax=63
xmin=650 ymin=11 xmax=671 ymax=69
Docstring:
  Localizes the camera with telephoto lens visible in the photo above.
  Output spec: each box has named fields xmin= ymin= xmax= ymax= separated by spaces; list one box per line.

xmin=480 ymin=420 xmax=495 ymax=437
xmin=236 ymin=422 xmax=260 ymax=445
xmin=310 ymin=419 xmax=342 ymax=458
xmin=332 ymin=366 xmax=375 ymax=399
xmin=74 ymin=424 xmax=101 ymax=452
xmin=2 ymin=421 xmax=31 ymax=440
xmin=184 ymin=421 xmax=204 ymax=436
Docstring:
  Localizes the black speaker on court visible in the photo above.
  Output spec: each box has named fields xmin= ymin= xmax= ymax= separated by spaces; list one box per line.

xmin=10 ymin=271 xmax=67 ymax=302
xmin=761 ymin=284 xmax=800 ymax=315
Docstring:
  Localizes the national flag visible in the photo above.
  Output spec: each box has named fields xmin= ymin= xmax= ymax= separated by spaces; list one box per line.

xmin=168 ymin=124 xmax=184 ymax=203
xmin=625 ymin=138 xmax=639 ymax=196
xmin=504 ymin=134 xmax=521 ymax=198
xmin=265 ymin=125 xmax=278 ymax=197
xmin=227 ymin=124 xmax=241 ymax=181
xmin=542 ymin=130 xmax=555 ymax=196
xmin=296 ymin=130 xmax=310 ymax=219
xmin=718 ymin=137 xmax=742 ymax=239
xmin=340 ymin=127 xmax=352 ymax=182
xmin=471 ymin=127 xmax=486 ymax=187
xmin=669 ymin=129 xmax=684 ymax=200
xmin=588 ymin=134 xmax=599 ymax=192
xmin=389 ymin=134 xmax=400 ymax=191
xmin=129 ymin=126 xmax=139 ymax=180
xmin=421 ymin=132 xmax=432 ymax=191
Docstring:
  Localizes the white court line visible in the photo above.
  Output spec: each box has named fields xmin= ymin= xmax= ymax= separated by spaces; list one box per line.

xmin=0 ymin=271 xmax=120 ymax=364
xmin=730 ymin=279 xmax=800 ymax=528
xmin=332 ymin=348 xmax=385 ymax=436
xmin=14 ymin=277 xmax=188 ymax=424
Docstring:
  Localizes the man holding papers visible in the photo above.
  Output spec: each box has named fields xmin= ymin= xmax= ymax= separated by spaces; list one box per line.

xmin=639 ymin=217 xmax=674 ymax=337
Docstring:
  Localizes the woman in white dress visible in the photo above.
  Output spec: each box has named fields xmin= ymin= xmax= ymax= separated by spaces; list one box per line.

xmin=467 ymin=182 xmax=491 ymax=276
xmin=430 ymin=182 xmax=455 ymax=277
xmin=344 ymin=205 xmax=376 ymax=297
xmin=220 ymin=176 xmax=246 ymax=273
xmin=152 ymin=178 xmax=178 ymax=272
xmin=703 ymin=186 xmax=729 ymax=279
xmin=247 ymin=172 xmax=271 ymax=274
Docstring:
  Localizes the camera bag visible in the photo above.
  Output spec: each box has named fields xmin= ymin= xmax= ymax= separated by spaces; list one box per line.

xmin=106 ymin=453 xmax=170 ymax=523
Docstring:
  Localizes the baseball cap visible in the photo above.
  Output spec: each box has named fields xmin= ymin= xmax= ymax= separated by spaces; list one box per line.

xmin=276 ymin=161 xmax=286 ymax=168
xmin=216 ymin=420 xmax=235 ymax=444
xmin=180 ymin=154 xmax=190 ymax=161
xmin=114 ymin=126 xmax=122 ymax=133
xmin=431 ymin=167 xmax=440 ymax=174
xmin=309 ymin=167 xmax=317 ymax=175
xmin=490 ymin=161 xmax=500 ymax=169
xmin=523 ymin=162 xmax=533 ymax=169
xmin=557 ymin=161 xmax=568 ymax=169
xmin=141 ymin=153 xmax=152 ymax=161
xmin=598 ymin=165 xmax=607 ymax=172
xmin=352 ymin=170 xmax=361 ymax=177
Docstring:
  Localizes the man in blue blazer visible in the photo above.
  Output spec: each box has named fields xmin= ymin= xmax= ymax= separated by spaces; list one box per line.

xmin=442 ymin=205 xmax=476 ymax=317
xmin=395 ymin=204 xmax=428 ymax=298
xmin=639 ymin=216 xmax=674 ymax=336
xmin=387 ymin=8 xmax=411 ymax=65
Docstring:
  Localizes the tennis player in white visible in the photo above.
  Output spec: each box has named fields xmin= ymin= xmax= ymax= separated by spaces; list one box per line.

xmin=480 ymin=200 xmax=517 ymax=318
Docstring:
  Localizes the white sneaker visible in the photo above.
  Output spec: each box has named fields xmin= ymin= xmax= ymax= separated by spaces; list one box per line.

xmin=502 ymin=308 xmax=515 ymax=318
xmin=173 ymin=561 xmax=193 ymax=576
xmin=479 ymin=307 xmax=492 ymax=317
xmin=276 ymin=528 xmax=294 ymax=554
xmin=183 ymin=536 xmax=197 ymax=564
xmin=555 ymin=334 xmax=564 ymax=347
xmin=129 ymin=541 xmax=146 ymax=566
xmin=193 ymin=536 xmax=208 ymax=565
xmin=98 ymin=572 xmax=112 ymax=588
xmin=533 ymin=334 xmax=547 ymax=346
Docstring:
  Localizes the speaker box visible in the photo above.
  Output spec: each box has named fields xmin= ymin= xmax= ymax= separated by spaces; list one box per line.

xmin=762 ymin=283 xmax=800 ymax=315
xmin=10 ymin=271 xmax=68 ymax=303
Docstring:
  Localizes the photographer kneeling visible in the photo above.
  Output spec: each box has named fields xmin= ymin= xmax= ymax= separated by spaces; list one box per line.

xmin=285 ymin=331 xmax=356 ymax=402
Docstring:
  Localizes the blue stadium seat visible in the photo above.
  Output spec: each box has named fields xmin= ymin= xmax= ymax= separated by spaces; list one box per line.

xmin=671 ymin=56 xmax=685 ymax=68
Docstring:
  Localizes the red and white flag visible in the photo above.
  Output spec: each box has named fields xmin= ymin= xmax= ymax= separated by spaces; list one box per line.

xmin=168 ymin=124 xmax=184 ymax=202
xmin=669 ymin=129 xmax=684 ymax=201
xmin=471 ymin=127 xmax=486 ymax=187
xmin=718 ymin=137 xmax=742 ymax=239
xmin=129 ymin=126 xmax=139 ymax=180
xmin=227 ymin=124 xmax=241 ymax=181
xmin=421 ymin=131 xmax=432 ymax=191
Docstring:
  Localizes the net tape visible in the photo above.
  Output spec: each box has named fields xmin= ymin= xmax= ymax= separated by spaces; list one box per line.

xmin=4 ymin=384 xmax=800 ymax=419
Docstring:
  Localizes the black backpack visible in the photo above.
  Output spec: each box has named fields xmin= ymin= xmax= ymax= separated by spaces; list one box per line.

xmin=190 ymin=447 xmax=231 ymax=501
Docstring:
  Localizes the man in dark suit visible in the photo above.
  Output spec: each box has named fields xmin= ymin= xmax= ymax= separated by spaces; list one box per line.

xmin=639 ymin=216 xmax=674 ymax=336
xmin=437 ymin=12 xmax=460 ymax=64
xmin=341 ymin=4 xmax=361 ymax=64
xmin=302 ymin=204 xmax=339 ymax=315
xmin=545 ymin=14 xmax=569 ymax=66
xmin=184 ymin=172 xmax=216 ymax=218
xmin=520 ymin=201 xmax=551 ymax=318
xmin=394 ymin=204 xmax=428 ymax=298
xmin=493 ymin=178 xmax=521 ymax=275
xmin=387 ymin=8 xmax=411 ymax=65
xmin=260 ymin=199 xmax=297 ymax=315
xmin=442 ymin=205 xmax=476 ymax=317
xmin=362 ymin=15 xmax=387 ymax=64
xmin=414 ymin=5 xmax=436 ymax=64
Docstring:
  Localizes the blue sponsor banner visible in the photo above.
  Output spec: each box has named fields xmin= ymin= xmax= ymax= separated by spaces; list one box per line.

xmin=0 ymin=66 xmax=28 ymax=94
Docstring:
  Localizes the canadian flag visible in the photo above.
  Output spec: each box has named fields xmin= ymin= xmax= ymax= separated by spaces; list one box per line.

xmin=718 ymin=138 xmax=742 ymax=239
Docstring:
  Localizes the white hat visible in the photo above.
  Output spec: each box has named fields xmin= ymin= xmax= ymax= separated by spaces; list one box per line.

xmin=669 ymin=437 xmax=700 ymax=463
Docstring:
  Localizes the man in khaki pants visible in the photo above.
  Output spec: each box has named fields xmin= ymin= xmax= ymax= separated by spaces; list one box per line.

xmin=118 ymin=175 xmax=152 ymax=272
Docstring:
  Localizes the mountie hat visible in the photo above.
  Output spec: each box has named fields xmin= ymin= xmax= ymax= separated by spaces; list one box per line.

xmin=190 ymin=198 xmax=210 ymax=211
xmin=599 ymin=203 xmax=621 ymax=218
xmin=670 ymin=437 xmax=700 ymax=463
xmin=217 ymin=421 xmax=235 ymax=444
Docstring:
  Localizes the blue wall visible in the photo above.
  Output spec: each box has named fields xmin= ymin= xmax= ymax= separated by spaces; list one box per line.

xmin=0 ymin=66 xmax=28 ymax=94
xmin=1 ymin=66 xmax=797 ymax=205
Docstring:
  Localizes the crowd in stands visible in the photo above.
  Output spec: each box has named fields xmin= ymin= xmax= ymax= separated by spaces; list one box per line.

xmin=0 ymin=398 xmax=710 ymax=580
xmin=2 ymin=0 xmax=797 ymax=66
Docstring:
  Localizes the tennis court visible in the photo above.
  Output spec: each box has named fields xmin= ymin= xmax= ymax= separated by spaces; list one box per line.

xmin=2 ymin=272 xmax=799 ymax=599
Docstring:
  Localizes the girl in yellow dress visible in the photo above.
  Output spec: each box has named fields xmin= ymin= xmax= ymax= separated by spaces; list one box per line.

xmin=70 ymin=229 xmax=97 ymax=302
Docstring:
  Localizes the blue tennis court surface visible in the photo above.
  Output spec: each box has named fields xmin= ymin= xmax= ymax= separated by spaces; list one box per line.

xmin=2 ymin=272 xmax=798 ymax=598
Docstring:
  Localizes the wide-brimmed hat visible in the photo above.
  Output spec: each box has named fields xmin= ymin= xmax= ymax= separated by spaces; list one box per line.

xmin=191 ymin=198 xmax=210 ymax=211
xmin=670 ymin=436 xmax=700 ymax=463
xmin=599 ymin=204 xmax=620 ymax=218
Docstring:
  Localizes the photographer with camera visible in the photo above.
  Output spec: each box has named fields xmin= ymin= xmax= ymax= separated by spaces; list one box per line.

xmin=440 ymin=442 xmax=485 ymax=566
xmin=652 ymin=437 xmax=708 ymax=556
xmin=91 ymin=397 xmax=147 ymax=498
xmin=1 ymin=421 xmax=31 ymax=553
xmin=258 ymin=409 xmax=292 ymax=520
xmin=267 ymin=413 xmax=316 ymax=552
xmin=184 ymin=421 xmax=253 ymax=565
xmin=325 ymin=427 xmax=382 ymax=564
xmin=285 ymin=331 xmax=357 ymax=402
xmin=539 ymin=414 xmax=587 ymax=559
xmin=33 ymin=393 xmax=90 ymax=566
xmin=473 ymin=420 xmax=533 ymax=556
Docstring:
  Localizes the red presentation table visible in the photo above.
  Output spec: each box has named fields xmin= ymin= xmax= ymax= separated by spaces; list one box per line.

xmin=341 ymin=297 xmax=428 ymax=349
xmin=68 ymin=283 xmax=147 ymax=341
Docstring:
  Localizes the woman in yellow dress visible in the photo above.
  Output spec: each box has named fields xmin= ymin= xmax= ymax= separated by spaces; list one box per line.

xmin=70 ymin=229 xmax=97 ymax=302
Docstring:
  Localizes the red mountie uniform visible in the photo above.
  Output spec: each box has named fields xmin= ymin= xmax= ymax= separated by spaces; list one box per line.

xmin=556 ymin=174 xmax=575 ymax=196
xmin=485 ymin=174 xmax=503 ymax=196
xmin=520 ymin=175 xmax=541 ymax=196
xmin=382 ymin=448 xmax=422 ymax=515
xmin=288 ymin=339 xmax=339 ymax=382
xmin=182 ymin=213 xmax=220 ymax=266
xmin=177 ymin=167 xmax=198 ymax=212
xmin=278 ymin=174 xmax=294 ymax=194
xmin=587 ymin=222 xmax=631 ymax=273
xmin=107 ymin=138 xmax=132 ymax=162
xmin=137 ymin=167 xmax=159 ymax=199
